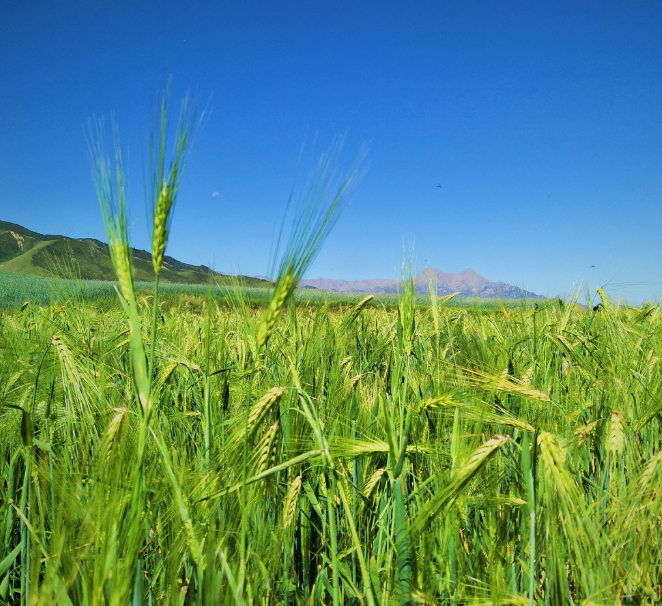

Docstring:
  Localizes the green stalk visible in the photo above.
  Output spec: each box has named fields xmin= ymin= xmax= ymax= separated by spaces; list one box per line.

xmin=297 ymin=391 xmax=376 ymax=606
xmin=148 ymin=272 xmax=160 ymax=382
xmin=125 ymin=293 xmax=152 ymax=421
xmin=237 ymin=369 xmax=255 ymax=595
xmin=393 ymin=405 xmax=412 ymax=480
xmin=19 ymin=460 xmax=29 ymax=606
xmin=198 ymin=449 xmax=323 ymax=501
xmin=204 ymin=375 xmax=211 ymax=477
xmin=15 ymin=342 xmax=50 ymax=605
xmin=351 ymin=392 xmax=359 ymax=588
xmin=150 ymin=427 xmax=201 ymax=562
xmin=3 ymin=452 xmax=19 ymax=567
xmin=394 ymin=477 xmax=413 ymax=599
xmin=522 ymin=430 xmax=536 ymax=606
xmin=327 ymin=473 xmax=340 ymax=605
xmin=203 ymin=292 xmax=212 ymax=479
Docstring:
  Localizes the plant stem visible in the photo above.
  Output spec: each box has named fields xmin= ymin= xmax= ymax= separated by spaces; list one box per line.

xmin=148 ymin=272 xmax=160 ymax=382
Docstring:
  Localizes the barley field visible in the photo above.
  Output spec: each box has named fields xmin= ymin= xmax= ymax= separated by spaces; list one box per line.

xmin=2 ymin=278 xmax=662 ymax=605
xmin=2 ymin=90 xmax=661 ymax=605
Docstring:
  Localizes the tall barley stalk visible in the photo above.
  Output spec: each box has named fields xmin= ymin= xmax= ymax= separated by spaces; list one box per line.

xmin=87 ymin=122 xmax=151 ymax=418
xmin=147 ymin=80 xmax=204 ymax=379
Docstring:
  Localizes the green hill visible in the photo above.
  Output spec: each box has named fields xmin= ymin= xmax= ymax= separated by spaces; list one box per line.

xmin=0 ymin=219 xmax=270 ymax=287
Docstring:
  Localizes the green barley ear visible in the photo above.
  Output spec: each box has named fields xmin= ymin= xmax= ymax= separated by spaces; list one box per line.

xmin=427 ymin=267 xmax=440 ymax=334
xmin=536 ymin=431 xmax=606 ymax=599
xmin=87 ymin=119 xmax=134 ymax=304
xmin=282 ymin=474 xmax=303 ymax=531
xmin=411 ymin=435 xmax=510 ymax=535
xmin=340 ymin=293 xmax=374 ymax=329
xmin=397 ymin=260 xmax=416 ymax=356
xmin=98 ymin=407 xmax=129 ymax=464
xmin=537 ymin=431 xmax=571 ymax=494
xmin=228 ymin=386 xmax=285 ymax=456
xmin=361 ymin=467 xmax=387 ymax=499
xmin=597 ymin=286 xmax=611 ymax=312
xmin=606 ymin=409 xmax=626 ymax=455
xmin=257 ymin=138 xmax=367 ymax=348
xmin=257 ymin=272 xmax=296 ymax=348
xmin=149 ymin=78 xmax=205 ymax=276
xmin=256 ymin=421 xmax=280 ymax=475
xmin=87 ymin=119 xmax=151 ymax=414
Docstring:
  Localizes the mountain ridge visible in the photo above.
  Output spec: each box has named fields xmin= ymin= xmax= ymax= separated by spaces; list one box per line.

xmin=0 ymin=219 xmax=270 ymax=286
xmin=300 ymin=268 xmax=543 ymax=299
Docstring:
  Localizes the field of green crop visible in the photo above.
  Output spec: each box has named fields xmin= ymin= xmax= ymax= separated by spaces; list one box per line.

xmin=2 ymin=88 xmax=661 ymax=605
xmin=0 ymin=270 xmax=537 ymax=312
xmin=2 ymin=280 xmax=662 ymax=605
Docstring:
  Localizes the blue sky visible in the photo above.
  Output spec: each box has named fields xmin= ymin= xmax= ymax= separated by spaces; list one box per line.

xmin=2 ymin=1 xmax=662 ymax=303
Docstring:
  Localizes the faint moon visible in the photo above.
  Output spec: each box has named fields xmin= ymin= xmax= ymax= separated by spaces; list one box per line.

xmin=212 ymin=191 xmax=219 ymax=197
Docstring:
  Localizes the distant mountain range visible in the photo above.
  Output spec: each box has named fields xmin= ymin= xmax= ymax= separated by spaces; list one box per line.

xmin=0 ymin=219 xmax=269 ymax=286
xmin=300 ymin=268 xmax=544 ymax=299
xmin=2 ymin=219 xmax=543 ymax=298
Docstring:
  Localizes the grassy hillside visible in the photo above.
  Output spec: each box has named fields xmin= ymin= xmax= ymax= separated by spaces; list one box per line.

xmin=0 ymin=220 xmax=270 ymax=286
xmin=0 ymin=231 xmax=40 ymax=265
xmin=0 ymin=219 xmax=50 ymax=242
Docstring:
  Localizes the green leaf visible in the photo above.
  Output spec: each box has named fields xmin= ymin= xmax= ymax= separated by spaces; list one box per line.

xmin=0 ymin=542 xmax=21 ymax=577
xmin=20 ymin=409 xmax=32 ymax=449
xmin=0 ymin=572 xmax=9 ymax=600
xmin=394 ymin=477 xmax=414 ymax=599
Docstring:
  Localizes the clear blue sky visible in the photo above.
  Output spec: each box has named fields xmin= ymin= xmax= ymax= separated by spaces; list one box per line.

xmin=2 ymin=1 xmax=662 ymax=303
